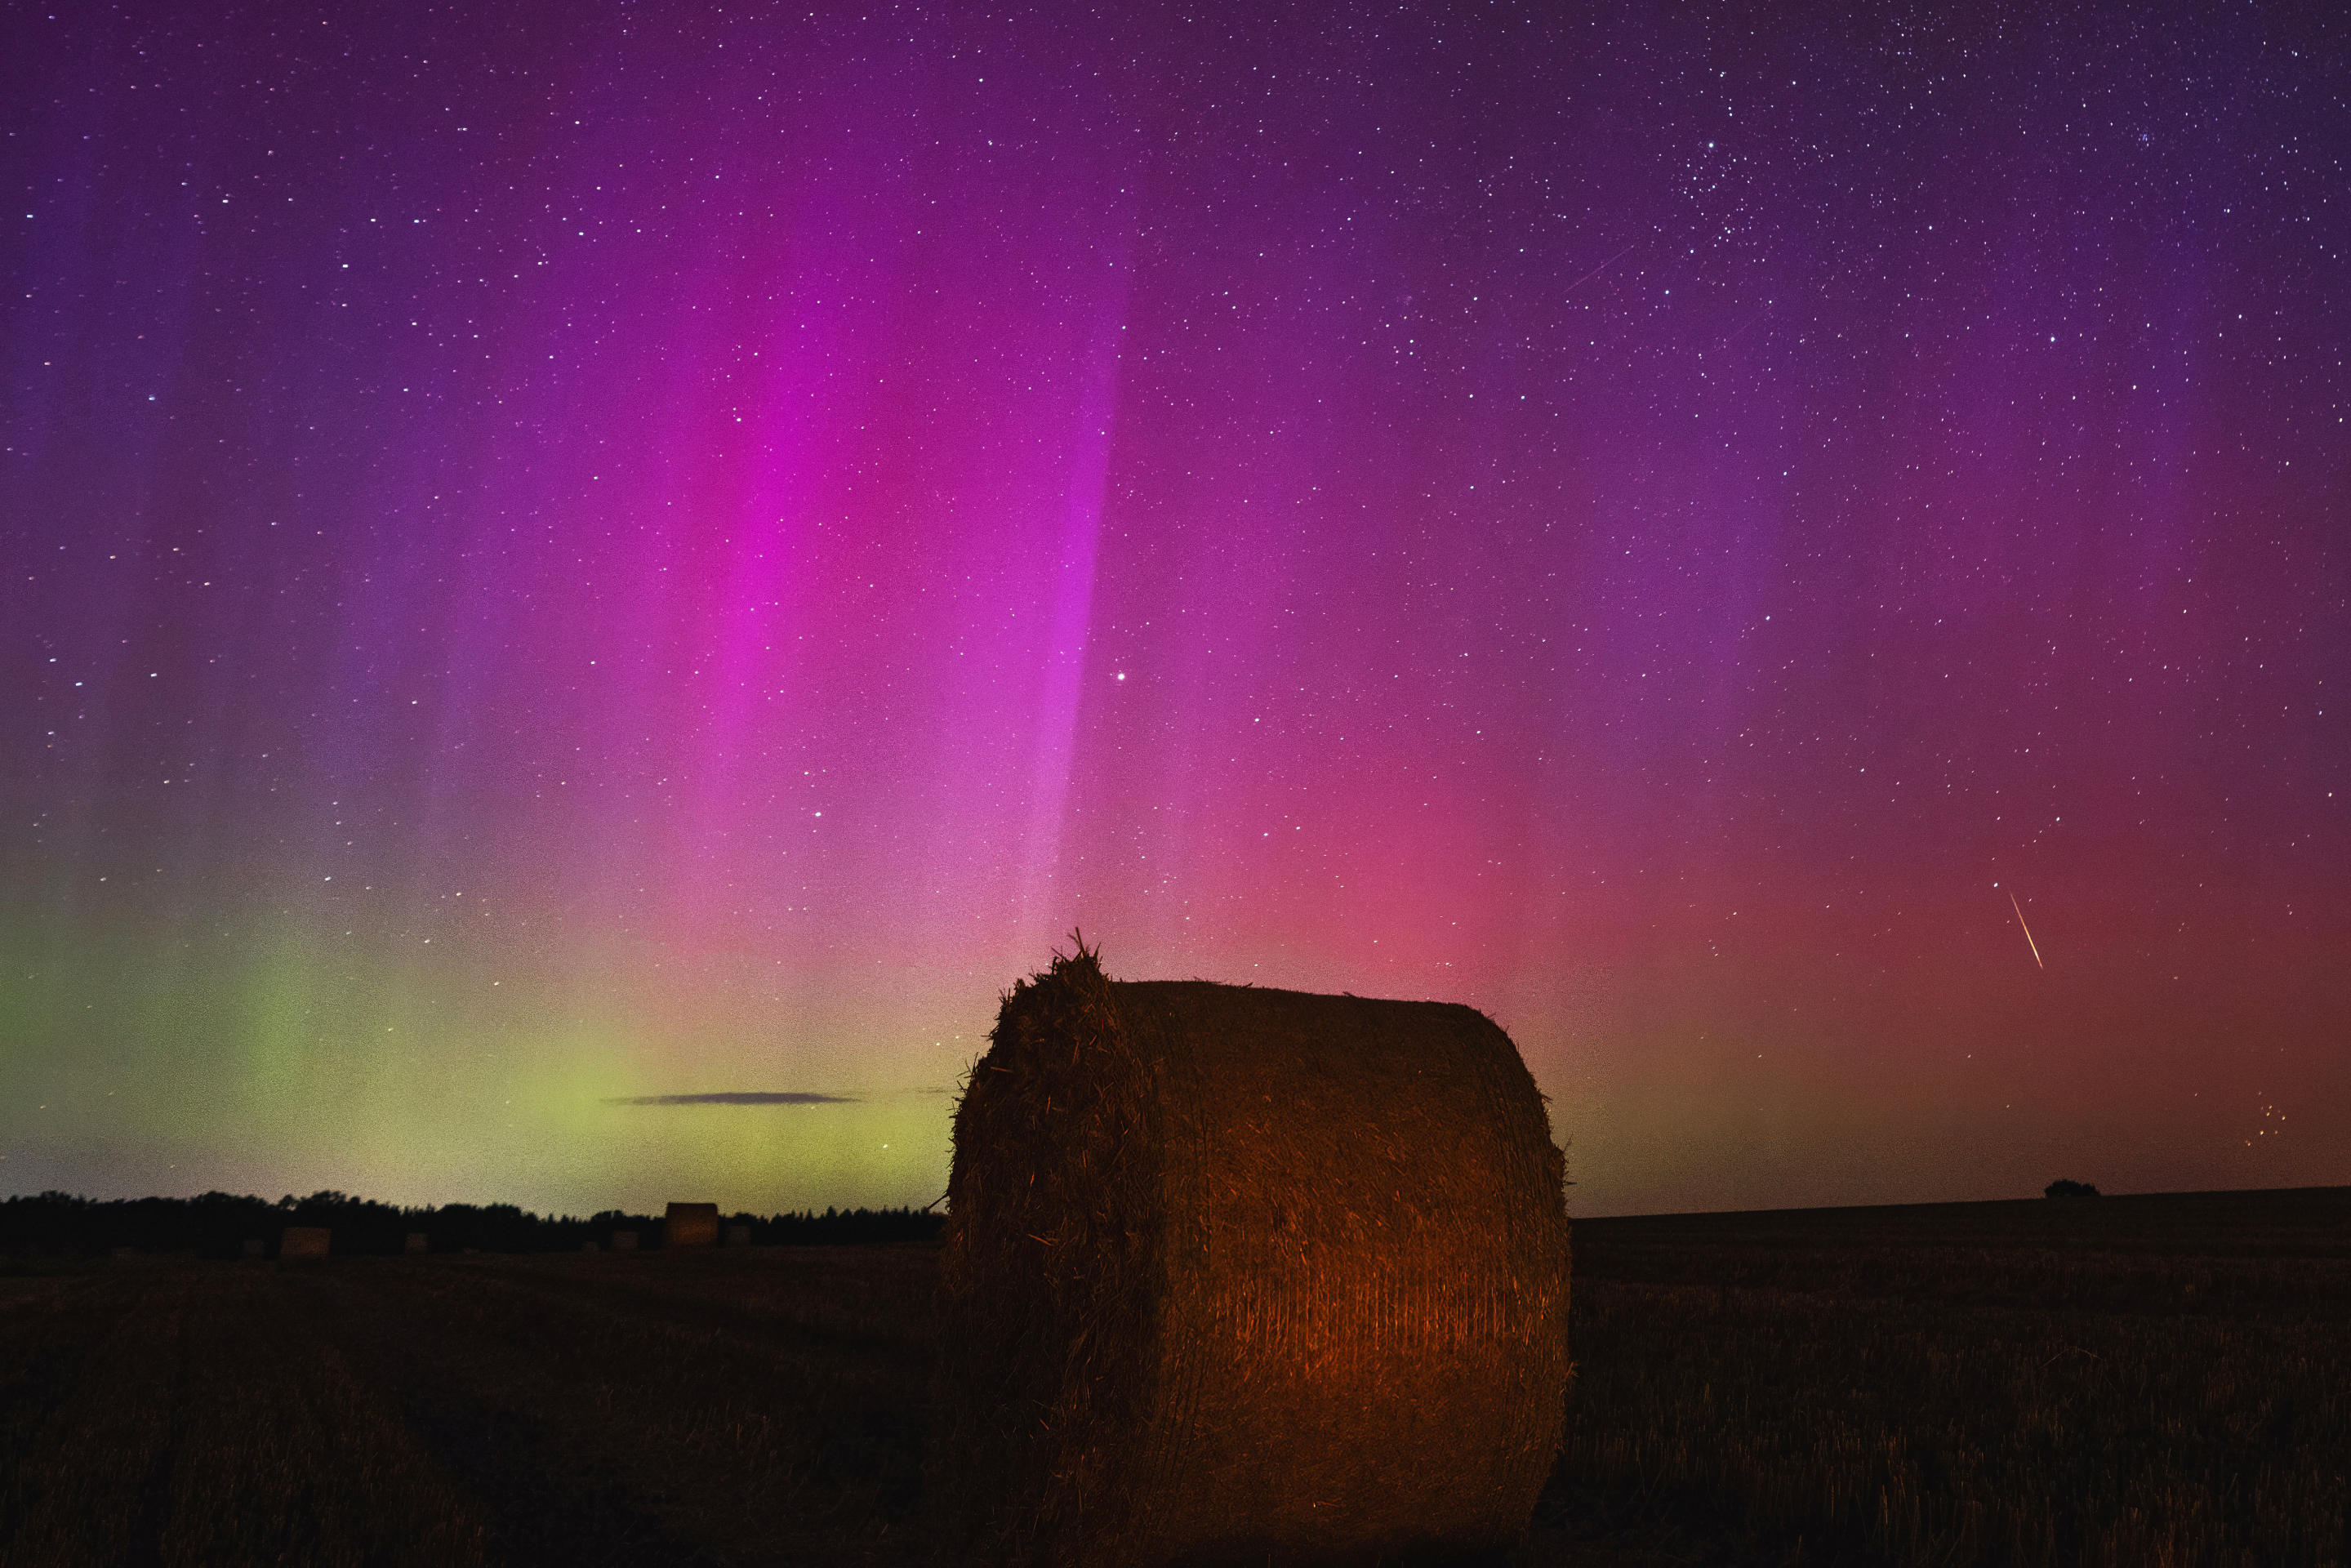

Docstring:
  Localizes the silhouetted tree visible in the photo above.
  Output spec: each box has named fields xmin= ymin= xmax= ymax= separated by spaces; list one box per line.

xmin=1 ymin=1191 xmax=942 ymax=1258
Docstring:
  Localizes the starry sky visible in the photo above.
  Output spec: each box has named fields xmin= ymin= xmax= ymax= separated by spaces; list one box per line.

xmin=5 ymin=2 xmax=2347 ymax=1218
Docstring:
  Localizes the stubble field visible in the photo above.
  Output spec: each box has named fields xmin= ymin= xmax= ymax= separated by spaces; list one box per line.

xmin=2 ymin=1187 xmax=2344 ymax=1566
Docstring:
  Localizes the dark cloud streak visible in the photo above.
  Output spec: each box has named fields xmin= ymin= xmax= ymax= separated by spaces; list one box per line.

xmin=604 ymin=1092 xmax=856 ymax=1107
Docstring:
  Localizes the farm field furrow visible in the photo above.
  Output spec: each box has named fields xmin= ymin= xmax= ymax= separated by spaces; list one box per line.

xmin=0 ymin=1188 xmax=2343 ymax=1566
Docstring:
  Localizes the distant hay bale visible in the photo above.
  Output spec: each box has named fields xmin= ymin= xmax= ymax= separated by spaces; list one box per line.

xmin=404 ymin=1232 xmax=429 ymax=1255
xmin=109 ymin=1246 xmax=136 ymax=1263
xmin=611 ymin=1230 xmax=639 ymax=1252
xmin=725 ymin=1223 xmax=753 ymax=1248
xmin=666 ymin=1201 xmax=719 ymax=1249
xmin=934 ymin=945 xmax=1571 ymax=1566
xmin=582 ymin=1238 xmax=600 ymax=1252
xmin=278 ymin=1227 xmax=331 ymax=1263
xmin=241 ymin=1238 xmax=264 ymax=1259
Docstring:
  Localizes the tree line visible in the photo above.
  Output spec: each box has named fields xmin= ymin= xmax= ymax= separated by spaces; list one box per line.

xmin=0 ymin=1189 xmax=944 ymax=1258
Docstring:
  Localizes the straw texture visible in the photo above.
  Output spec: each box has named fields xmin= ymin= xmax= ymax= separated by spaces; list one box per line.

xmin=934 ymin=945 xmax=1570 ymax=1566
xmin=278 ymin=1226 xmax=330 ymax=1262
xmin=666 ymin=1202 xmax=720 ymax=1249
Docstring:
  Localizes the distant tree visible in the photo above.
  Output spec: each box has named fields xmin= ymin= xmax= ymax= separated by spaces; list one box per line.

xmin=751 ymin=1206 xmax=945 ymax=1246
xmin=0 ymin=1191 xmax=942 ymax=1258
xmin=2044 ymin=1178 xmax=2101 ymax=1198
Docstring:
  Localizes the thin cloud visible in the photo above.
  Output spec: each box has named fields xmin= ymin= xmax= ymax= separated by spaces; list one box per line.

xmin=603 ymin=1091 xmax=857 ymax=1106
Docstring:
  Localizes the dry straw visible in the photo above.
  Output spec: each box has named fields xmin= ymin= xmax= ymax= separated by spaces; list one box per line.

xmin=933 ymin=942 xmax=1571 ymax=1566
xmin=666 ymin=1202 xmax=719 ymax=1249
xmin=404 ymin=1232 xmax=429 ymax=1255
xmin=278 ymin=1226 xmax=331 ymax=1263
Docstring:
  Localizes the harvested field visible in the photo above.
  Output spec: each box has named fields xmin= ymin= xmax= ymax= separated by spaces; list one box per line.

xmin=0 ymin=1248 xmax=935 ymax=1567
xmin=1538 ymin=1187 xmax=2351 ymax=1566
xmin=0 ymin=1187 xmax=2344 ymax=1566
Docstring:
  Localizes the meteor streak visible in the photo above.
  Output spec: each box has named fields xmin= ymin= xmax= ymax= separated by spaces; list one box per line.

xmin=2009 ymin=891 xmax=2045 ymax=970
xmin=1561 ymin=244 xmax=1634 ymax=296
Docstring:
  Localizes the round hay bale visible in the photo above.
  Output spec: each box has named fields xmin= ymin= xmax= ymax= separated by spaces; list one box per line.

xmin=278 ymin=1226 xmax=331 ymax=1263
xmin=611 ymin=1229 xmax=639 ymax=1252
xmin=933 ymin=944 xmax=1570 ymax=1566
xmin=666 ymin=1201 xmax=720 ymax=1249
xmin=404 ymin=1232 xmax=430 ymax=1255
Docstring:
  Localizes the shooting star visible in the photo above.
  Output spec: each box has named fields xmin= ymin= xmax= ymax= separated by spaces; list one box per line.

xmin=2007 ymin=891 xmax=2045 ymax=971
xmin=1561 ymin=244 xmax=1634 ymax=296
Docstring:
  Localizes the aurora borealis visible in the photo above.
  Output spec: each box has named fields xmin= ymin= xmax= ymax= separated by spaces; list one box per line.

xmin=5 ymin=3 xmax=2346 ymax=1218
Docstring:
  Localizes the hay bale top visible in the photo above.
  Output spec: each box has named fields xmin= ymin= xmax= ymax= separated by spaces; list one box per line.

xmin=666 ymin=1201 xmax=720 ymax=1248
xmin=936 ymin=944 xmax=1570 ymax=1566
xmin=279 ymin=1226 xmax=331 ymax=1260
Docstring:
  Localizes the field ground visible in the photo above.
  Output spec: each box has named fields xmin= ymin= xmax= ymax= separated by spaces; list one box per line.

xmin=2 ymin=1186 xmax=2344 ymax=1566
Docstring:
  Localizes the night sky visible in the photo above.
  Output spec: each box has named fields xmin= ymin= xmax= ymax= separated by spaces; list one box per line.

xmin=6 ymin=3 xmax=2347 ymax=1218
